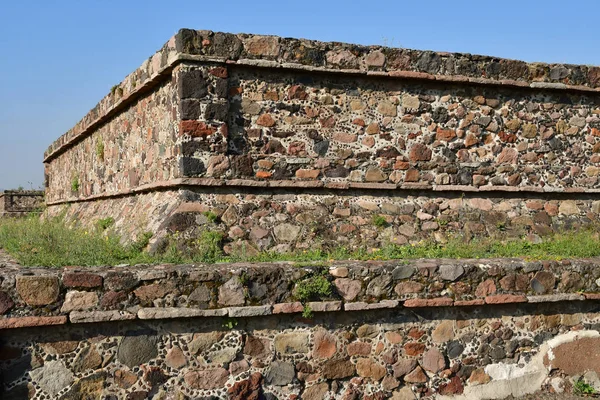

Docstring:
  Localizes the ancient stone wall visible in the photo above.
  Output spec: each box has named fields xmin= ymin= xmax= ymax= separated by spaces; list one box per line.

xmin=42 ymin=29 xmax=600 ymax=251
xmin=2 ymin=257 xmax=600 ymax=399
xmin=0 ymin=191 xmax=44 ymax=217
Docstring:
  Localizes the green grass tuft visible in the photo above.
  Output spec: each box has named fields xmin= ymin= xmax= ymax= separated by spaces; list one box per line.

xmin=96 ymin=217 xmax=115 ymax=231
xmin=203 ymin=211 xmax=219 ymax=223
xmin=70 ymin=176 xmax=80 ymax=193
xmin=574 ymin=378 xmax=596 ymax=395
xmin=372 ymin=214 xmax=388 ymax=228
xmin=294 ymin=274 xmax=332 ymax=303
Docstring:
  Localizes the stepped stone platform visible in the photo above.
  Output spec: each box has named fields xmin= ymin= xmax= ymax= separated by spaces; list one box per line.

xmin=43 ymin=28 xmax=600 ymax=253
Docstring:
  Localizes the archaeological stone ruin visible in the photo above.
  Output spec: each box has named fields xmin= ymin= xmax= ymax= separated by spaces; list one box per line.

xmin=0 ymin=191 xmax=44 ymax=218
xmin=3 ymin=29 xmax=600 ymax=398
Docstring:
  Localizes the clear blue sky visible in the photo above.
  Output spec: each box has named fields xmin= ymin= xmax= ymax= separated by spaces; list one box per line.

xmin=1 ymin=0 xmax=598 ymax=190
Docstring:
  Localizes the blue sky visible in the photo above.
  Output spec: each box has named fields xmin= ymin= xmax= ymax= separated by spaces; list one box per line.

xmin=0 ymin=0 xmax=598 ymax=190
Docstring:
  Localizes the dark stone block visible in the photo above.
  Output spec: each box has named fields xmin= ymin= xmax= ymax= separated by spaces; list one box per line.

xmin=179 ymin=157 xmax=205 ymax=176
xmin=215 ymin=79 xmax=228 ymax=99
xmin=313 ymin=140 xmax=329 ymax=156
xmin=180 ymin=99 xmax=201 ymax=120
xmin=231 ymin=155 xmax=254 ymax=177
xmin=2 ymin=383 xmax=29 ymax=400
xmin=324 ymin=166 xmax=349 ymax=178
xmin=1 ymin=354 xmax=31 ymax=384
xmin=205 ymin=102 xmax=229 ymax=121
xmin=447 ymin=340 xmax=464 ymax=359
xmin=211 ymin=32 xmax=243 ymax=58
xmin=104 ymin=272 xmax=139 ymax=292
xmin=181 ymin=140 xmax=210 ymax=156
xmin=178 ymin=70 xmax=208 ymax=99
xmin=117 ymin=334 xmax=158 ymax=368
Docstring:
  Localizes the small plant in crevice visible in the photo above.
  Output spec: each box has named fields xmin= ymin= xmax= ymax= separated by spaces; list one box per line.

xmin=70 ymin=176 xmax=80 ymax=193
xmin=96 ymin=139 xmax=105 ymax=161
xmin=302 ymin=304 xmax=313 ymax=319
xmin=574 ymin=378 xmax=596 ymax=395
xmin=110 ymin=84 xmax=123 ymax=97
xmin=222 ymin=317 xmax=238 ymax=330
xmin=437 ymin=218 xmax=449 ymax=227
xmin=372 ymin=214 xmax=388 ymax=228
xmin=202 ymin=211 xmax=219 ymax=223
xmin=96 ymin=217 xmax=115 ymax=231
xmin=238 ymin=270 xmax=249 ymax=285
xmin=294 ymin=272 xmax=332 ymax=318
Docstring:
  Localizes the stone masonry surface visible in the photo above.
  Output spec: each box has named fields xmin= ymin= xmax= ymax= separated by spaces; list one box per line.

xmin=3 ymin=253 xmax=600 ymax=398
xmin=0 ymin=191 xmax=44 ymax=217
xmin=41 ymin=29 xmax=600 ymax=252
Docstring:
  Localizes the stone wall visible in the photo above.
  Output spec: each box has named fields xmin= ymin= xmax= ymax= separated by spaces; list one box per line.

xmin=0 ymin=191 xmax=44 ymax=217
xmin=2 ymin=257 xmax=600 ymax=399
xmin=42 ymin=29 xmax=600 ymax=251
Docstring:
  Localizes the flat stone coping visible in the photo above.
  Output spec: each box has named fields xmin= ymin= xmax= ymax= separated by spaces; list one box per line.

xmin=2 ymin=257 xmax=600 ymax=330
xmin=44 ymin=29 xmax=600 ymax=163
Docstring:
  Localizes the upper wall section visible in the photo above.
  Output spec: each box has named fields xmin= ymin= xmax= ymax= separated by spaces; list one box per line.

xmin=44 ymin=29 xmax=600 ymax=203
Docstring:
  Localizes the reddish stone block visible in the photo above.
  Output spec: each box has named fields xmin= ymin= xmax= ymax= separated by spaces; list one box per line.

xmin=63 ymin=272 xmax=103 ymax=288
xmin=409 ymin=143 xmax=432 ymax=162
xmin=272 ymin=302 xmax=304 ymax=314
xmin=404 ymin=342 xmax=426 ymax=356
xmin=438 ymin=376 xmax=464 ymax=395
xmin=101 ymin=290 xmax=128 ymax=309
xmin=179 ymin=120 xmax=217 ymax=137
xmin=454 ymin=299 xmax=485 ymax=307
xmin=484 ymin=294 xmax=527 ymax=304
xmin=403 ymin=297 xmax=453 ymax=308
xmin=475 ymin=279 xmax=497 ymax=297
xmin=347 ymin=342 xmax=371 ymax=356
xmin=255 ymin=171 xmax=272 ymax=179
xmin=0 ymin=316 xmax=67 ymax=329
xmin=208 ymin=67 xmax=228 ymax=78
xmin=295 ymin=169 xmax=320 ymax=179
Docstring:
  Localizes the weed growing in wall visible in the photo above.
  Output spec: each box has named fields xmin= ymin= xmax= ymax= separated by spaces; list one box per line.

xmin=372 ymin=214 xmax=388 ymax=228
xmin=202 ymin=211 xmax=219 ymax=223
xmin=70 ymin=176 xmax=80 ymax=193
xmin=96 ymin=140 xmax=105 ymax=161
xmin=96 ymin=217 xmax=115 ymax=230
xmin=294 ymin=272 xmax=332 ymax=318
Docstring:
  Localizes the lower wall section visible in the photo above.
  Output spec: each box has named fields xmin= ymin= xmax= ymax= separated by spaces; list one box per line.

xmin=46 ymin=184 xmax=600 ymax=253
xmin=2 ymin=258 xmax=600 ymax=399
xmin=2 ymin=302 xmax=600 ymax=399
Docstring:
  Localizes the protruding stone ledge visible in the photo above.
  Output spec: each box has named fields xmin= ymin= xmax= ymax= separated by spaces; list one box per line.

xmin=0 ymin=315 xmax=67 ymax=329
xmin=42 ymin=177 xmax=600 ymax=207
xmin=3 ymin=257 xmax=600 ymax=329
xmin=69 ymin=310 xmax=136 ymax=324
